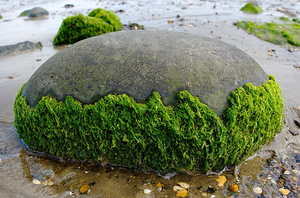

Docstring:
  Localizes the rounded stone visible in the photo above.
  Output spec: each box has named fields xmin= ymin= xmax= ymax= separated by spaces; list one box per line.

xmin=22 ymin=30 xmax=268 ymax=115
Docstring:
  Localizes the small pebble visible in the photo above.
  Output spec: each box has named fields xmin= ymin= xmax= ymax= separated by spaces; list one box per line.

xmin=144 ymin=189 xmax=151 ymax=194
xmin=80 ymin=184 xmax=90 ymax=194
xmin=176 ymin=189 xmax=188 ymax=197
xmin=177 ymin=182 xmax=190 ymax=189
xmin=228 ymin=184 xmax=239 ymax=192
xmin=32 ymin=179 xmax=41 ymax=185
xmin=253 ymin=186 xmax=262 ymax=194
xmin=216 ymin=176 xmax=227 ymax=187
xmin=279 ymin=188 xmax=290 ymax=195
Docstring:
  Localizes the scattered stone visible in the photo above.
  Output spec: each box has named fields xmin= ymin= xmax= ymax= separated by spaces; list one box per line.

xmin=279 ymin=188 xmax=290 ymax=195
xmin=64 ymin=4 xmax=74 ymax=8
xmin=216 ymin=176 xmax=227 ymax=187
xmin=277 ymin=8 xmax=297 ymax=17
xmin=47 ymin=179 xmax=54 ymax=186
xmin=294 ymin=120 xmax=300 ymax=128
xmin=115 ymin=10 xmax=125 ymax=13
xmin=157 ymin=182 xmax=164 ymax=187
xmin=8 ymin=76 xmax=14 ymax=79
xmin=228 ymin=184 xmax=239 ymax=192
xmin=168 ymin=20 xmax=173 ymax=23
xmin=176 ymin=189 xmax=188 ymax=197
xmin=174 ymin=186 xmax=185 ymax=191
xmin=253 ymin=186 xmax=262 ymax=194
xmin=144 ymin=189 xmax=151 ymax=194
xmin=0 ymin=41 xmax=42 ymax=57
xmin=177 ymin=182 xmax=190 ymax=189
xmin=36 ymin=59 xmax=41 ymax=61
xmin=202 ymin=192 xmax=208 ymax=197
xmin=32 ymin=179 xmax=41 ymax=185
xmin=20 ymin=7 xmax=49 ymax=17
xmin=80 ymin=184 xmax=90 ymax=194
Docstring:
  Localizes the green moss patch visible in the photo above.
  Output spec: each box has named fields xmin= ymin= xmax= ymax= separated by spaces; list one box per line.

xmin=237 ymin=21 xmax=300 ymax=46
xmin=240 ymin=3 xmax=263 ymax=14
xmin=14 ymin=76 xmax=283 ymax=173
xmin=53 ymin=8 xmax=122 ymax=45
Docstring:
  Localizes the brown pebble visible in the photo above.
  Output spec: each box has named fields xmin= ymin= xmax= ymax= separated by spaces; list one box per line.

xmin=9 ymin=76 xmax=14 ymax=79
xmin=228 ymin=184 xmax=239 ymax=192
xmin=80 ymin=184 xmax=90 ymax=194
xmin=36 ymin=59 xmax=42 ymax=61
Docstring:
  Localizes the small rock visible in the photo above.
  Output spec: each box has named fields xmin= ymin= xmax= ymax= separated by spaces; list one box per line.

xmin=80 ymin=184 xmax=90 ymax=194
xmin=168 ymin=20 xmax=173 ymax=23
xmin=216 ymin=176 xmax=227 ymax=187
xmin=294 ymin=120 xmax=300 ymax=128
xmin=176 ymin=189 xmax=188 ymax=197
xmin=144 ymin=189 xmax=151 ymax=194
xmin=202 ymin=192 xmax=208 ymax=197
xmin=36 ymin=59 xmax=41 ymax=61
xmin=47 ymin=179 xmax=54 ymax=186
xmin=253 ymin=186 xmax=262 ymax=194
xmin=32 ymin=179 xmax=41 ymax=185
xmin=279 ymin=188 xmax=290 ymax=195
xmin=9 ymin=76 xmax=14 ymax=79
xmin=228 ymin=184 xmax=239 ymax=192
xmin=177 ymin=182 xmax=190 ymax=189
xmin=157 ymin=182 xmax=164 ymax=187
xmin=174 ymin=186 xmax=185 ymax=191
xmin=64 ymin=4 xmax=74 ymax=8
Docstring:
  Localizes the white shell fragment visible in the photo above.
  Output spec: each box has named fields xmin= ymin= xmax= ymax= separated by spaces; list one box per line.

xmin=177 ymin=182 xmax=190 ymax=189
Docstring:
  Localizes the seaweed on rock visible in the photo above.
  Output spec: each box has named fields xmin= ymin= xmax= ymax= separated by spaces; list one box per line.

xmin=14 ymin=76 xmax=283 ymax=173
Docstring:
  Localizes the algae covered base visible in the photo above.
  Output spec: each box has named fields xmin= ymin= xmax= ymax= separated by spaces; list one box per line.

xmin=14 ymin=76 xmax=283 ymax=173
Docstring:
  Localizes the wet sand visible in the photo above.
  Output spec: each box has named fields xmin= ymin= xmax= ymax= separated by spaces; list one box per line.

xmin=1 ymin=0 xmax=300 ymax=197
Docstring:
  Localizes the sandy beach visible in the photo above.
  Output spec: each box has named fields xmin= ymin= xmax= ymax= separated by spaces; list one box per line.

xmin=1 ymin=0 xmax=300 ymax=197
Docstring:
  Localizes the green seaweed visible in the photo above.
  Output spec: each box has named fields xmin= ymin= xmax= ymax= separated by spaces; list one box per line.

xmin=0 ymin=15 xmax=2 ymax=19
xmin=88 ymin=8 xmax=122 ymax=31
xmin=14 ymin=76 xmax=283 ymax=173
xmin=240 ymin=3 xmax=263 ymax=14
xmin=238 ymin=21 xmax=300 ymax=46
xmin=53 ymin=8 xmax=122 ymax=45
xmin=280 ymin=17 xmax=290 ymax=22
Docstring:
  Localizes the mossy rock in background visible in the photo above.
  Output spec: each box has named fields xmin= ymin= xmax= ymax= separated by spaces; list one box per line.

xmin=14 ymin=31 xmax=284 ymax=173
xmin=240 ymin=2 xmax=263 ymax=14
xmin=53 ymin=8 xmax=122 ymax=45
xmin=88 ymin=8 xmax=122 ymax=31
xmin=238 ymin=21 xmax=300 ymax=46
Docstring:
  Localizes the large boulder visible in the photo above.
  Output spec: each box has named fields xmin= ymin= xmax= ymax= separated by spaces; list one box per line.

xmin=15 ymin=30 xmax=283 ymax=173
xmin=24 ymin=30 xmax=267 ymax=115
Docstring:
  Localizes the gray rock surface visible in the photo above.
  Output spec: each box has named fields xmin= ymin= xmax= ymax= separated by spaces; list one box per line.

xmin=0 ymin=41 xmax=42 ymax=57
xmin=19 ymin=7 xmax=49 ymax=17
xmin=22 ymin=30 xmax=268 ymax=115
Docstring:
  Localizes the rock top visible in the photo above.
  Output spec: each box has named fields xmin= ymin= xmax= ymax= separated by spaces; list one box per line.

xmin=22 ymin=30 xmax=268 ymax=115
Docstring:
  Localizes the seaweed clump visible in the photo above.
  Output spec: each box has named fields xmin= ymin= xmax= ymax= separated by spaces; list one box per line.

xmin=53 ymin=8 xmax=122 ymax=45
xmin=241 ymin=3 xmax=263 ymax=14
xmin=14 ymin=76 xmax=283 ymax=173
xmin=237 ymin=21 xmax=300 ymax=46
